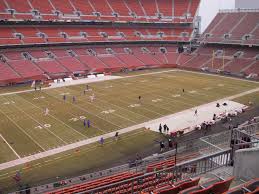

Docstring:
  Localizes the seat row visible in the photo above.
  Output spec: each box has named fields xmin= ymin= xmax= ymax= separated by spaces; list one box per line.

xmin=0 ymin=0 xmax=200 ymax=23
xmin=0 ymin=26 xmax=193 ymax=46
xmin=200 ymin=12 xmax=259 ymax=46
xmin=0 ymin=45 xmax=180 ymax=84
xmin=177 ymin=45 xmax=259 ymax=77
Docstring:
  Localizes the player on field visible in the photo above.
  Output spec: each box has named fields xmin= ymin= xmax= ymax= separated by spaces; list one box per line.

xmin=138 ymin=95 xmax=142 ymax=103
xmin=83 ymin=119 xmax=87 ymax=127
xmin=87 ymin=120 xmax=91 ymax=128
xmin=73 ymin=96 xmax=76 ymax=103
xmin=44 ymin=107 xmax=49 ymax=116
xmin=90 ymin=94 xmax=95 ymax=102
xmin=63 ymin=94 xmax=66 ymax=101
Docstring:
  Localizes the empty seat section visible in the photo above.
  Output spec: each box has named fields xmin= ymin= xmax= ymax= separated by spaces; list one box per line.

xmin=5 ymin=0 xmax=31 ymax=13
xmin=107 ymin=0 xmax=130 ymax=17
xmin=177 ymin=54 xmax=195 ymax=66
xmin=51 ymin=49 xmax=69 ymax=57
xmin=174 ymin=0 xmax=188 ymax=17
xmin=189 ymin=0 xmax=200 ymax=17
xmin=28 ymin=0 xmax=54 ymax=14
xmin=3 ymin=51 xmax=23 ymax=60
xmin=224 ymin=59 xmax=253 ymax=73
xmin=0 ymin=27 xmax=14 ymax=38
xmin=73 ymin=48 xmax=87 ymax=56
xmin=38 ymin=27 xmax=60 ymax=37
xmin=89 ymin=0 xmax=112 ymax=16
xmin=29 ymin=50 xmax=48 ymax=58
xmin=202 ymin=13 xmax=225 ymax=35
xmin=49 ymin=172 xmax=141 ymax=193
xmin=153 ymin=53 xmax=168 ymax=64
xmin=211 ymin=13 xmax=245 ymax=36
xmin=78 ymin=55 xmax=107 ymax=71
xmin=57 ymin=57 xmax=87 ymax=72
xmin=165 ymin=52 xmax=179 ymax=64
xmin=231 ymin=13 xmax=259 ymax=40
xmin=35 ymin=60 xmax=67 ymax=74
xmin=134 ymin=53 xmax=160 ymax=66
xmin=51 ymin=0 xmax=74 ymax=14
xmin=244 ymin=61 xmax=259 ymax=75
xmin=116 ymin=53 xmax=145 ymax=68
xmin=124 ymin=0 xmax=145 ymax=16
xmin=62 ymin=28 xmax=81 ymax=37
xmin=157 ymin=0 xmax=172 ymax=16
xmin=0 ymin=61 xmax=21 ymax=82
xmin=0 ymin=0 xmax=8 ymax=12
xmin=15 ymin=27 xmax=38 ymax=37
xmin=184 ymin=55 xmax=211 ymax=68
xmin=140 ymin=0 xmax=157 ymax=16
xmin=98 ymin=55 xmax=125 ymax=70
xmin=71 ymin=0 xmax=94 ymax=15
xmin=8 ymin=60 xmax=43 ymax=78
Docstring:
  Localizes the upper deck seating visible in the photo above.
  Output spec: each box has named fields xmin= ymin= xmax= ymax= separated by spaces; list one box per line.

xmin=0 ymin=0 xmax=200 ymax=23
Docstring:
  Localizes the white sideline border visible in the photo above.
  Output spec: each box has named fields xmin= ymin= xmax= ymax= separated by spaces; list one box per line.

xmin=0 ymin=134 xmax=21 ymax=159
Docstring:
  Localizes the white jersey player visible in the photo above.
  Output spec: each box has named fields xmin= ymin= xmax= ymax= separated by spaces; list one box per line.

xmin=44 ymin=108 xmax=49 ymax=116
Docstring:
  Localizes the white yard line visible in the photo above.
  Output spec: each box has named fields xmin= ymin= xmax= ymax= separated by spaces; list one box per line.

xmin=1 ymin=95 xmax=68 ymax=145
xmin=14 ymin=94 xmax=87 ymax=139
xmin=0 ymin=87 xmax=258 ymax=171
xmin=0 ymin=134 xmax=21 ymax=159
xmin=0 ymin=108 xmax=46 ymax=152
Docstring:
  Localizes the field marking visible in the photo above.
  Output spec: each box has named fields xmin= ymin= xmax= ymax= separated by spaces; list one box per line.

xmin=0 ymin=87 xmax=258 ymax=171
xmin=44 ymin=89 xmax=126 ymax=129
xmin=59 ymin=87 xmax=139 ymax=125
xmin=2 ymin=95 xmax=68 ymax=145
xmin=0 ymin=107 xmax=46 ymax=152
xmin=39 ymin=92 xmax=109 ymax=134
xmin=14 ymin=94 xmax=87 ymax=139
xmin=73 ymin=84 xmax=167 ymax=117
xmin=0 ymin=69 xmax=258 ymax=98
xmin=72 ymin=85 xmax=152 ymax=120
xmin=0 ymin=129 xmax=146 ymax=181
xmin=0 ymin=134 xmax=21 ymax=159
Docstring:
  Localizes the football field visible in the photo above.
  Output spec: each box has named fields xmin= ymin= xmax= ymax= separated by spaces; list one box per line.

xmin=0 ymin=69 xmax=258 ymax=165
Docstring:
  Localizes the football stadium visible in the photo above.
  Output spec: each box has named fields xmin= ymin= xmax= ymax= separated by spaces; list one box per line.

xmin=0 ymin=0 xmax=258 ymax=193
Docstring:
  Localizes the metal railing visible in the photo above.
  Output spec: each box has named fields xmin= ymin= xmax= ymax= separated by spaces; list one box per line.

xmin=219 ymin=9 xmax=259 ymax=13
xmin=79 ymin=149 xmax=231 ymax=194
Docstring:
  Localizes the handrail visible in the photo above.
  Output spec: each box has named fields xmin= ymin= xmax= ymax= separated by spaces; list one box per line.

xmin=219 ymin=9 xmax=259 ymax=13
xmin=78 ymin=149 xmax=231 ymax=194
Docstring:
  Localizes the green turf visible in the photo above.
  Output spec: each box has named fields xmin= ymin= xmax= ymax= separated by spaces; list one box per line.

xmin=0 ymin=69 xmax=258 ymax=192
xmin=0 ymin=70 xmax=258 ymax=163
xmin=234 ymin=91 xmax=259 ymax=106
xmin=0 ymin=129 xmax=164 ymax=192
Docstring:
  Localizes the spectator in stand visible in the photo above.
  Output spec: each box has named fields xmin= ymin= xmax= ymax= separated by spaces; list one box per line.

xmin=168 ymin=139 xmax=173 ymax=149
xmin=160 ymin=141 xmax=165 ymax=152
xmin=163 ymin=124 xmax=167 ymax=133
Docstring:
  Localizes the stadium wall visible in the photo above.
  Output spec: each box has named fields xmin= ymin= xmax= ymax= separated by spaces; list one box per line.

xmin=234 ymin=147 xmax=259 ymax=181
xmin=235 ymin=0 xmax=259 ymax=8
